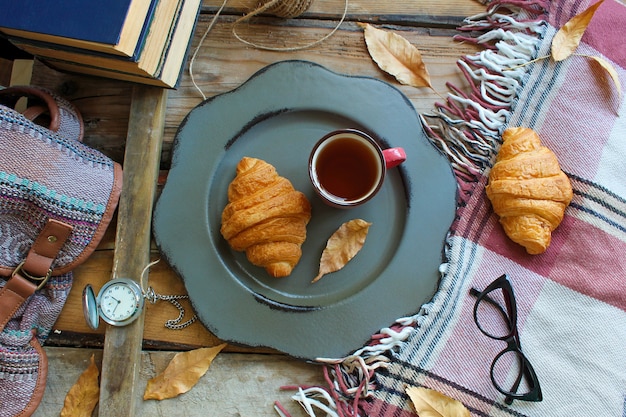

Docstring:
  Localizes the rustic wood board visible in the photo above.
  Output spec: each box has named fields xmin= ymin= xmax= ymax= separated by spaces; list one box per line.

xmin=97 ymin=86 xmax=167 ymax=416
xmin=0 ymin=58 xmax=13 ymax=86
xmin=30 ymin=4 xmax=481 ymax=168
xmin=165 ymin=16 xmax=479 ymax=164
xmin=34 ymin=347 xmax=325 ymax=417
xmin=202 ymin=0 xmax=486 ymax=21
xmin=36 ymin=11 xmax=480 ymax=351
xmin=20 ymin=0 xmax=488 ymax=414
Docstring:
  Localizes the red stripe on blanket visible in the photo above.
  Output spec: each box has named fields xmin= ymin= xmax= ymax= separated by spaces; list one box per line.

xmin=548 ymin=215 xmax=626 ymax=311
xmin=583 ymin=0 xmax=626 ymax=67
xmin=484 ymin=214 xmax=626 ymax=311
xmin=362 ymin=398 xmax=416 ymax=417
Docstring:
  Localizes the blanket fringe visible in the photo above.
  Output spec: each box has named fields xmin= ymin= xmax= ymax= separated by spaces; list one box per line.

xmin=278 ymin=1 xmax=546 ymax=416
xmin=425 ymin=7 xmax=545 ymax=186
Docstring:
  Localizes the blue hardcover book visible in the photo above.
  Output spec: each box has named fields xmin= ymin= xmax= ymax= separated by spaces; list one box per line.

xmin=9 ymin=0 xmax=181 ymax=76
xmin=40 ymin=0 xmax=201 ymax=88
xmin=0 ymin=0 xmax=156 ymax=57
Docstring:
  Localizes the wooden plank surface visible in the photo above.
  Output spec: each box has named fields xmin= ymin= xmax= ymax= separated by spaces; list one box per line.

xmin=0 ymin=58 xmax=12 ymax=86
xmin=34 ymin=0 xmax=481 ymax=351
xmin=23 ymin=0 xmax=487 ymax=414
xmin=202 ymin=0 xmax=485 ymax=22
xmin=98 ymin=86 xmax=168 ymax=417
xmin=34 ymin=347 xmax=325 ymax=417
xmin=30 ymin=0 xmax=483 ymax=168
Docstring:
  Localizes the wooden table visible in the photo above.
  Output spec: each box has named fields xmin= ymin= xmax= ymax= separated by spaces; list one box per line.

xmin=12 ymin=0 xmax=486 ymax=415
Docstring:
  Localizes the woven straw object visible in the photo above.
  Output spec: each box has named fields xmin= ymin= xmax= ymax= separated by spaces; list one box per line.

xmin=260 ymin=0 xmax=313 ymax=18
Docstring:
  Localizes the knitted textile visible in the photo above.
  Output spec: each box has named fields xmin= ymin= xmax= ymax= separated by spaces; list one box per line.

xmin=0 ymin=87 xmax=122 ymax=417
xmin=0 ymin=273 xmax=71 ymax=416
xmin=0 ymin=92 xmax=121 ymax=275
xmin=0 ymin=86 xmax=83 ymax=144
xmin=291 ymin=0 xmax=626 ymax=416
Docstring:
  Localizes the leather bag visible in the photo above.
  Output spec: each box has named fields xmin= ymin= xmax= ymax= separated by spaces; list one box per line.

xmin=0 ymin=86 xmax=122 ymax=416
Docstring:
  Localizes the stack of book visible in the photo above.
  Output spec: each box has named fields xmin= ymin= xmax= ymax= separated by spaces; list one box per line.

xmin=0 ymin=0 xmax=202 ymax=88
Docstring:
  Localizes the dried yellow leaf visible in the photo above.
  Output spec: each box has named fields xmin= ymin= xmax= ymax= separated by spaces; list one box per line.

xmin=359 ymin=23 xmax=433 ymax=89
xmin=406 ymin=386 xmax=470 ymax=417
xmin=312 ymin=219 xmax=371 ymax=283
xmin=143 ymin=343 xmax=227 ymax=401
xmin=551 ymin=0 xmax=604 ymax=61
xmin=60 ymin=354 xmax=100 ymax=417
xmin=588 ymin=55 xmax=623 ymax=99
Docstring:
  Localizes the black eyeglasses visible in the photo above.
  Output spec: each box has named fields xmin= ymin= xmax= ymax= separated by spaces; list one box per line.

xmin=470 ymin=274 xmax=543 ymax=405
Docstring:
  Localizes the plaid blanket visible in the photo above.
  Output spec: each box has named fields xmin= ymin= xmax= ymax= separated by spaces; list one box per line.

xmin=287 ymin=0 xmax=626 ymax=416
xmin=353 ymin=0 xmax=626 ymax=416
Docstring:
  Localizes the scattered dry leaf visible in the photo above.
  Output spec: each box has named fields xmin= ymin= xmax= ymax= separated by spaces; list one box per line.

xmin=406 ymin=386 xmax=470 ymax=417
xmin=60 ymin=354 xmax=100 ymax=417
xmin=588 ymin=55 xmax=623 ymax=99
xmin=312 ymin=219 xmax=371 ymax=283
xmin=144 ymin=343 xmax=227 ymax=400
xmin=359 ymin=23 xmax=433 ymax=89
xmin=551 ymin=0 xmax=604 ymax=61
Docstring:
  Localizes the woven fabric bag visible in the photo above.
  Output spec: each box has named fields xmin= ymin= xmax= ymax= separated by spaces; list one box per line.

xmin=0 ymin=86 xmax=122 ymax=416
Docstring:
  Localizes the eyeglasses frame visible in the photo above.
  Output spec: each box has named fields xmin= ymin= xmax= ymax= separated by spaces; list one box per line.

xmin=469 ymin=274 xmax=543 ymax=405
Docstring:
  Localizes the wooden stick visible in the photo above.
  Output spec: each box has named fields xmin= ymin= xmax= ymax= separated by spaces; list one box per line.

xmin=98 ymin=85 xmax=167 ymax=417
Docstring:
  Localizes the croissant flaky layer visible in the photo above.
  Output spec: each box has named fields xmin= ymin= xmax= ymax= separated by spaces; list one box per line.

xmin=486 ymin=127 xmax=573 ymax=254
xmin=221 ymin=157 xmax=311 ymax=277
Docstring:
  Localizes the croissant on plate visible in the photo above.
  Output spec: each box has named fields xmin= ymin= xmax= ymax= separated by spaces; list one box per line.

xmin=221 ymin=157 xmax=312 ymax=277
xmin=485 ymin=127 xmax=573 ymax=255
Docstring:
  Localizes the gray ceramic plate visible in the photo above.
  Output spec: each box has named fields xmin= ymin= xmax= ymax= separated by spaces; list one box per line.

xmin=153 ymin=60 xmax=457 ymax=360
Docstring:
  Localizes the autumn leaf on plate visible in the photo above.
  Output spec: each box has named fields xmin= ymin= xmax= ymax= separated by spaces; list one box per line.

xmin=144 ymin=343 xmax=227 ymax=400
xmin=551 ymin=0 xmax=604 ymax=61
xmin=359 ymin=23 xmax=433 ymax=89
xmin=60 ymin=354 xmax=100 ymax=417
xmin=406 ymin=386 xmax=470 ymax=417
xmin=312 ymin=219 xmax=372 ymax=283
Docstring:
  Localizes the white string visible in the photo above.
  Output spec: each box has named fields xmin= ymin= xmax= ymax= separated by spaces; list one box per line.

xmin=140 ymin=258 xmax=161 ymax=294
xmin=232 ymin=0 xmax=349 ymax=52
xmin=189 ymin=0 xmax=230 ymax=100
xmin=188 ymin=0 xmax=349 ymax=99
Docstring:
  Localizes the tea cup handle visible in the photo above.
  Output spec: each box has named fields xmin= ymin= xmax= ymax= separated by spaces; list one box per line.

xmin=383 ymin=147 xmax=406 ymax=169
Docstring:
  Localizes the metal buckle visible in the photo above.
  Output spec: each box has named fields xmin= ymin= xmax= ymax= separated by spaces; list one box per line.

xmin=11 ymin=261 xmax=53 ymax=290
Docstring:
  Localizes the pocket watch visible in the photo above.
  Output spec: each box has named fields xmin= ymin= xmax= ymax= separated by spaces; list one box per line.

xmin=83 ymin=278 xmax=145 ymax=329
xmin=82 ymin=260 xmax=197 ymax=330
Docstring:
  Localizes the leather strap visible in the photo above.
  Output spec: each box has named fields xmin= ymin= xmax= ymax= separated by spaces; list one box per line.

xmin=0 ymin=86 xmax=61 ymax=132
xmin=21 ymin=105 xmax=48 ymax=123
xmin=17 ymin=335 xmax=48 ymax=417
xmin=0 ymin=277 xmax=37 ymax=332
xmin=0 ymin=219 xmax=72 ymax=332
xmin=23 ymin=219 xmax=73 ymax=277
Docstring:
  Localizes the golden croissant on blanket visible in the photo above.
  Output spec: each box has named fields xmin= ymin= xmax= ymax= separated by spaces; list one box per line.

xmin=221 ymin=157 xmax=311 ymax=277
xmin=485 ymin=127 xmax=573 ymax=255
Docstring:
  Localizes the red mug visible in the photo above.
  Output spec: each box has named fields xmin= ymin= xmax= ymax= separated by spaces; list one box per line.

xmin=309 ymin=129 xmax=406 ymax=208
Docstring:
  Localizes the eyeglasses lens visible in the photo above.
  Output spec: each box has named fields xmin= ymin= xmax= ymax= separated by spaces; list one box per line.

xmin=492 ymin=349 xmax=535 ymax=399
xmin=474 ymin=288 xmax=514 ymax=339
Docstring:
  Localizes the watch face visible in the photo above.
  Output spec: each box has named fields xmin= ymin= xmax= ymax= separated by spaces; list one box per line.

xmin=98 ymin=279 xmax=144 ymax=326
